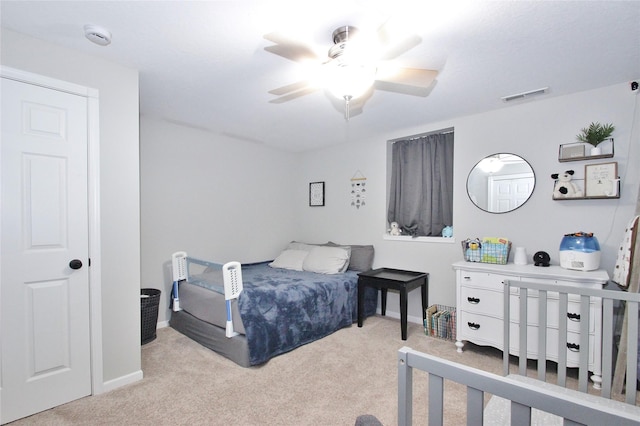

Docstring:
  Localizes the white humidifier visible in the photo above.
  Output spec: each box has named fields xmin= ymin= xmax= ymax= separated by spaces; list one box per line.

xmin=559 ymin=233 xmax=601 ymax=271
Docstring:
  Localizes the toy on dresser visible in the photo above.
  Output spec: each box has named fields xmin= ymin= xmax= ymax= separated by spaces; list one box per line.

xmin=463 ymin=238 xmax=482 ymax=262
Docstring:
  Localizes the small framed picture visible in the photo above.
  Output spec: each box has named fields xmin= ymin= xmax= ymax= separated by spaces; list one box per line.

xmin=584 ymin=162 xmax=618 ymax=198
xmin=309 ymin=181 xmax=325 ymax=206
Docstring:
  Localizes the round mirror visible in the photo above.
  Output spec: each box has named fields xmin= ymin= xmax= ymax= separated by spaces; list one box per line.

xmin=467 ymin=153 xmax=535 ymax=213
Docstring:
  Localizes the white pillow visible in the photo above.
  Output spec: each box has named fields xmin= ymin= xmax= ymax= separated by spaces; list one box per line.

xmin=286 ymin=242 xmax=315 ymax=252
xmin=268 ymin=249 xmax=309 ymax=271
xmin=302 ymin=246 xmax=351 ymax=274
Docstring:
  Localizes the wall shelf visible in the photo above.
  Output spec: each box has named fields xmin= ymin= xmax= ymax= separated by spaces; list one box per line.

xmin=552 ymin=177 xmax=620 ymax=200
xmin=552 ymin=194 xmax=620 ymax=200
xmin=558 ymin=139 xmax=614 ymax=162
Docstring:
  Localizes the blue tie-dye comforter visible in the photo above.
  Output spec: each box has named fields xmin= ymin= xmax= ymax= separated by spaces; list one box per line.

xmin=190 ymin=261 xmax=378 ymax=365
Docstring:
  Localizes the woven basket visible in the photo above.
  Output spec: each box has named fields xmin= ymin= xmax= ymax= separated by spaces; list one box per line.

xmin=461 ymin=240 xmax=511 ymax=265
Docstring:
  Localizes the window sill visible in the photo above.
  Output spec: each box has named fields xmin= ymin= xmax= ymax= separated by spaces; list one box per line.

xmin=382 ymin=234 xmax=457 ymax=243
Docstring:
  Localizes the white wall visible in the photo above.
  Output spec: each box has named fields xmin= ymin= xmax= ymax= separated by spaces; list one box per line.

xmin=295 ymin=82 xmax=640 ymax=322
xmin=140 ymin=117 xmax=299 ymax=324
xmin=1 ymin=29 xmax=141 ymax=385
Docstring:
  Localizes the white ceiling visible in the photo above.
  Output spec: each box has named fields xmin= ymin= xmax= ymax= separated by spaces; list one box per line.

xmin=2 ymin=1 xmax=639 ymax=152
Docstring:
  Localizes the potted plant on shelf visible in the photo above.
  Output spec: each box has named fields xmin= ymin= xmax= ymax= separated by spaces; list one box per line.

xmin=576 ymin=122 xmax=615 ymax=156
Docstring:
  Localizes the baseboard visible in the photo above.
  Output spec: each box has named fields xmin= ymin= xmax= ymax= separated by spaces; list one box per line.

xmin=157 ymin=320 xmax=169 ymax=329
xmin=376 ymin=309 xmax=424 ymax=325
xmin=100 ymin=369 xmax=143 ymax=394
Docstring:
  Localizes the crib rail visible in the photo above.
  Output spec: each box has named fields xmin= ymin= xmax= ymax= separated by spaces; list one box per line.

xmin=397 ymin=347 xmax=640 ymax=426
xmin=503 ymin=279 xmax=639 ymax=405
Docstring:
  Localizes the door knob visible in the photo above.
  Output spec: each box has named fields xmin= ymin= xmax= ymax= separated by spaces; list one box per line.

xmin=69 ymin=259 xmax=83 ymax=270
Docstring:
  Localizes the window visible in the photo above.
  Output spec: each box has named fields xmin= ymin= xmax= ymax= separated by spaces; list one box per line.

xmin=387 ymin=129 xmax=454 ymax=237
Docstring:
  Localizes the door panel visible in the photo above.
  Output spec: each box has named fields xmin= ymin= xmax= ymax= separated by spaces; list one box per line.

xmin=1 ymin=77 xmax=91 ymax=424
xmin=489 ymin=174 xmax=535 ymax=212
xmin=24 ymin=154 xmax=67 ymax=248
xmin=28 ymin=279 xmax=71 ymax=374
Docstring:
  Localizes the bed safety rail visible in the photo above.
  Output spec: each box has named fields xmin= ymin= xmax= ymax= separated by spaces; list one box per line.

xmin=223 ymin=261 xmax=242 ymax=337
xmin=171 ymin=252 xmax=243 ymax=337
xmin=171 ymin=251 xmax=187 ymax=311
xmin=503 ymin=279 xmax=639 ymax=405
xmin=397 ymin=347 xmax=640 ymax=426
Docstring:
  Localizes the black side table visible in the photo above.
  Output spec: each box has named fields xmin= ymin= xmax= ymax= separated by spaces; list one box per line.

xmin=357 ymin=268 xmax=429 ymax=340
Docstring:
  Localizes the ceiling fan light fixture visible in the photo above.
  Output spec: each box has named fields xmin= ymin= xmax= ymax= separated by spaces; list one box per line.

xmin=264 ymin=23 xmax=436 ymax=118
xmin=478 ymin=156 xmax=504 ymax=174
xmin=326 ymin=63 xmax=376 ymax=100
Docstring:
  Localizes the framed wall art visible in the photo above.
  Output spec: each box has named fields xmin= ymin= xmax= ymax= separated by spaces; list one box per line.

xmin=584 ymin=162 xmax=619 ymax=198
xmin=309 ymin=181 xmax=325 ymax=206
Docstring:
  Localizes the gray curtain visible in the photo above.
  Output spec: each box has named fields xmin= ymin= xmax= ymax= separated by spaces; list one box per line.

xmin=387 ymin=132 xmax=454 ymax=236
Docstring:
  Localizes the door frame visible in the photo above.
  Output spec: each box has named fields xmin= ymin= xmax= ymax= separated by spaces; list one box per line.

xmin=0 ymin=66 xmax=104 ymax=395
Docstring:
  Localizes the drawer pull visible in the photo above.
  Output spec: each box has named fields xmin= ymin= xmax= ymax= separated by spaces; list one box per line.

xmin=467 ymin=322 xmax=480 ymax=330
xmin=467 ymin=297 xmax=480 ymax=304
xmin=567 ymin=343 xmax=580 ymax=352
xmin=567 ymin=312 xmax=581 ymax=322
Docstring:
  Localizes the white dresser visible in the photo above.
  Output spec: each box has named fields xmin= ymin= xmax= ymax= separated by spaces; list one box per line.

xmin=453 ymin=261 xmax=609 ymax=387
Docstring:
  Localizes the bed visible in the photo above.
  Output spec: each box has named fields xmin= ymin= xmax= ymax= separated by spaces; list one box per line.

xmin=169 ymin=242 xmax=379 ymax=367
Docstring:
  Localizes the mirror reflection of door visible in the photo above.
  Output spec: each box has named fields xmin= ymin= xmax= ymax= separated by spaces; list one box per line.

xmin=467 ymin=153 xmax=535 ymax=213
xmin=488 ymin=173 xmax=536 ymax=212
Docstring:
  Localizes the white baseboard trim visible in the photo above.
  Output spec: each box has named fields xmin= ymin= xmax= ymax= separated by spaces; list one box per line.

xmin=157 ymin=320 xmax=169 ymax=329
xmin=100 ymin=370 xmax=143 ymax=394
xmin=376 ymin=309 xmax=424 ymax=325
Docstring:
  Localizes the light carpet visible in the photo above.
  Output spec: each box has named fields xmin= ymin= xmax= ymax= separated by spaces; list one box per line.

xmin=7 ymin=315 xmax=592 ymax=425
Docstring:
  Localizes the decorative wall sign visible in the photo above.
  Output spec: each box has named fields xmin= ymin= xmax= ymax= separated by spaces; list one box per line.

xmin=309 ymin=181 xmax=325 ymax=206
xmin=584 ymin=162 xmax=618 ymax=198
xmin=350 ymin=170 xmax=367 ymax=209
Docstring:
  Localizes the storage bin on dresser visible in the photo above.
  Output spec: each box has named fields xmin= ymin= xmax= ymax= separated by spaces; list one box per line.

xmin=452 ymin=261 xmax=609 ymax=388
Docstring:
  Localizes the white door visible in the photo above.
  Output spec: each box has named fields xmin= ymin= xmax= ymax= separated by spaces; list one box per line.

xmin=1 ymin=77 xmax=92 ymax=424
xmin=489 ymin=174 xmax=535 ymax=212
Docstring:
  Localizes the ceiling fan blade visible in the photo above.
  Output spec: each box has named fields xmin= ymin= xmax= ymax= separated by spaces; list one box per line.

xmin=269 ymin=86 xmax=319 ymax=104
xmin=376 ymin=20 xmax=422 ymax=60
xmin=263 ymin=32 xmax=319 ymax=62
xmin=374 ymin=80 xmax=431 ymax=97
xmin=379 ymin=34 xmax=422 ymax=60
xmin=268 ymin=81 xmax=312 ymax=96
xmin=376 ymin=67 xmax=438 ymax=89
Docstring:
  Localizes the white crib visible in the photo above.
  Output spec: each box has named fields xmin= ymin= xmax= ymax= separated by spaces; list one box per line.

xmin=398 ymin=347 xmax=640 ymax=425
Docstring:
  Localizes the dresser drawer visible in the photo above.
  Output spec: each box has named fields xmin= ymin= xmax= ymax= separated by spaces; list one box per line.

xmin=458 ymin=311 xmax=502 ymax=347
xmin=509 ymin=323 xmax=595 ymax=369
xmin=458 ymin=271 xmax=517 ymax=291
xmin=460 ymin=285 xmax=503 ymax=317
xmin=509 ymin=295 xmax=595 ymax=333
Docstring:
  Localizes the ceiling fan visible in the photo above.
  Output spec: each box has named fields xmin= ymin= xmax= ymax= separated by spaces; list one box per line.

xmin=264 ymin=23 xmax=438 ymax=120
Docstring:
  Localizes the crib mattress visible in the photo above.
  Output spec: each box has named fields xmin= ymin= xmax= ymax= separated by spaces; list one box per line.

xmin=178 ymin=281 xmax=245 ymax=335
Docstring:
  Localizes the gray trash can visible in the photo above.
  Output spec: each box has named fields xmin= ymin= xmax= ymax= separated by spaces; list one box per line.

xmin=141 ymin=288 xmax=161 ymax=344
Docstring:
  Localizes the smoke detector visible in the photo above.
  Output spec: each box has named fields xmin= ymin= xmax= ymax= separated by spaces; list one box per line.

xmin=84 ymin=24 xmax=111 ymax=46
